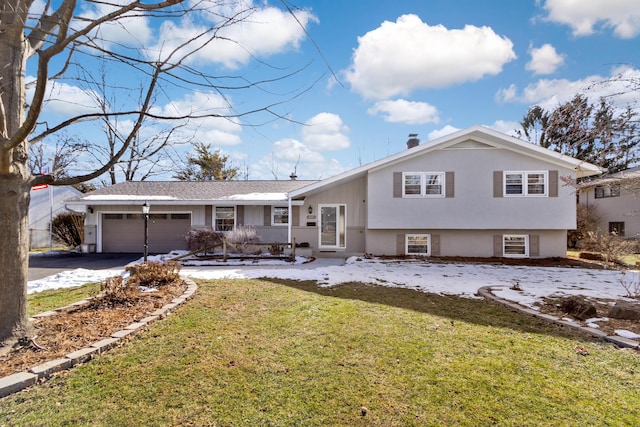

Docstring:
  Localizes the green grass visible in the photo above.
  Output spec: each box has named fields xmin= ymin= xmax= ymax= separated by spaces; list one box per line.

xmin=619 ymin=254 xmax=640 ymax=267
xmin=3 ymin=278 xmax=639 ymax=426
xmin=568 ymin=249 xmax=640 ymax=267
xmin=27 ymin=283 xmax=101 ymax=316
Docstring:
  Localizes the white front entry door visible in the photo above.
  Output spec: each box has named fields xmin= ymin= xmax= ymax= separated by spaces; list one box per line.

xmin=319 ymin=204 xmax=346 ymax=249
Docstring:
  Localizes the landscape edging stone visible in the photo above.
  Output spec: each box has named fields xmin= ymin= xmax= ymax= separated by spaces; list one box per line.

xmin=0 ymin=278 xmax=197 ymax=399
xmin=478 ymin=286 xmax=640 ymax=350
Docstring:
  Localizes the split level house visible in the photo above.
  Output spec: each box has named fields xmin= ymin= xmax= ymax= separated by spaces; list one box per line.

xmin=66 ymin=126 xmax=601 ymax=258
xmin=578 ymin=166 xmax=640 ymax=239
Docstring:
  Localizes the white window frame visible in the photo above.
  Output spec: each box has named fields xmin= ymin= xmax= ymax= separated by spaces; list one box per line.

xmin=504 ymin=171 xmax=548 ymax=197
xmin=402 ymin=172 xmax=445 ymax=198
xmin=406 ymin=234 xmax=431 ymax=256
xmin=272 ymin=206 xmax=289 ymax=226
xmin=215 ymin=206 xmax=235 ymax=232
xmin=503 ymin=234 xmax=529 ymax=258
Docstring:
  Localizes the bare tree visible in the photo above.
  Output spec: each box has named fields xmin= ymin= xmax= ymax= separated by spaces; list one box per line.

xmin=75 ymin=63 xmax=191 ymax=185
xmin=28 ymin=131 xmax=87 ymax=178
xmin=0 ymin=0 xmax=317 ymax=345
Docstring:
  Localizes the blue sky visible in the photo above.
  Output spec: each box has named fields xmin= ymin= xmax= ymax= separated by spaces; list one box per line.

xmin=33 ymin=0 xmax=640 ymax=182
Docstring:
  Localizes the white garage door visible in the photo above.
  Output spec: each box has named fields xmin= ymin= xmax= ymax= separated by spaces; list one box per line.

xmin=102 ymin=213 xmax=191 ymax=253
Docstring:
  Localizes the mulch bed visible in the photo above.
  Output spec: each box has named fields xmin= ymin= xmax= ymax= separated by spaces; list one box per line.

xmin=537 ymin=296 xmax=640 ymax=338
xmin=0 ymin=280 xmax=187 ymax=378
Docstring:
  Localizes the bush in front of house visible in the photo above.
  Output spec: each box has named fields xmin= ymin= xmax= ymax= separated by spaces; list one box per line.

xmin=185 ymin=228 xmax=224 ymax=251
xmin=95 ymin=261 xmax=183 ymax=307
xmin=51 ymin=212 xmax=84 ymax=248
xmin=580 ymin=231 xmax=639 ymax=264
xmin=125 ymin=261 xmax=182 ymax=288
xmin=226 ymin=225 xmax=261 ymax=254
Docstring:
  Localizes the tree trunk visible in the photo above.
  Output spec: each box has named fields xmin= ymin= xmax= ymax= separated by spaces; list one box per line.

xmin=0 ymin=0 xmax=34 ymax=344
xmin=0 ymin=176 xmax=32 ymax=343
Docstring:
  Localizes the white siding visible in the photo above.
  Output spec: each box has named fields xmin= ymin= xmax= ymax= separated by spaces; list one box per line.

xmin=367 ymin=142 xmax=576 ymax=230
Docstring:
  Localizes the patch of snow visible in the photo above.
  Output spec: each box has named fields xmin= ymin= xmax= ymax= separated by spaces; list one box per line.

xmin=586 ymin=317 xmax=609 ymax=324
xmin=81 ymin=195 xmax=177 ymax=201
xmin=615 ymin=329 xmax=640 ymax=339
xmin=27 ymin=268 xmax=123 ymax=294
xmin=26 ymin=254 xmax=637 ymax=317
xmin=225 ymin=192 xmax=288 ymax=201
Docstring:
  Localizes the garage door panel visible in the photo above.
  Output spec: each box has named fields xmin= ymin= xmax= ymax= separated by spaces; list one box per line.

xmin=102 ymin=213 xmax=190 ymax=253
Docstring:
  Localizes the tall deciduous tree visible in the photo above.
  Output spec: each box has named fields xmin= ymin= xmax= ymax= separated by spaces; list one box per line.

xmin=519 ymin=94 xmax=640 ymax=174
xmin=174 ymin=142 xmax=239 ymax=181
xmin=0 ymin=0 xmax=315 ymax=345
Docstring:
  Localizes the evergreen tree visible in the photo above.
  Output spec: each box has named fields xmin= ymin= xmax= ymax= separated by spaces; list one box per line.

xmin=174 ymin=142 xmax=239 ymax=181
xmin=519 ymin=94 xmax=640 ymax=174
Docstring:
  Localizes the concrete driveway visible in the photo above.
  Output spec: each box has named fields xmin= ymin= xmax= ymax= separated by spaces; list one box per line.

xmin=28 ymin=252 xmax=140 ymax=281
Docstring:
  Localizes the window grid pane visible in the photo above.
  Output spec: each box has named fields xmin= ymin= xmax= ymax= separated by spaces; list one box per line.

xmin=527 ymin=173 xmax=545 ymax=195
xmin=404 ymin=174 xmax=422 ymax=195
xmin=215 ymin=207 xmax=234 ymax=231
xmin=273 ymin=207 xmax=288 ymax=224
xmin=424 ymin=174 xmax=443 ymax=195
xmin=407 ymin=235 xmax=429 ymax=255
xmin=505 ymin=173 xmax=523 ymax=195
xmin=504 ymin=236 xmax=526 ymax=255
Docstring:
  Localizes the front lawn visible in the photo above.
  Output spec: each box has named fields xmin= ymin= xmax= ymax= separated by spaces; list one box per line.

xmin=27 ymin=282 xmax=101 ymax=317
xmin=2 ymin=278 xmax=639 ymax=426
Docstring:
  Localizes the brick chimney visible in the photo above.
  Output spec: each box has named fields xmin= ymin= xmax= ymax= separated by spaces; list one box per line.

xmin=407 ymin=133 xmax=419 ymax=149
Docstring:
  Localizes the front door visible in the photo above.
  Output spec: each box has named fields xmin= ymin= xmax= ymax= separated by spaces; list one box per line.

xmin=319 ymin=204 xmax=346 ymax=249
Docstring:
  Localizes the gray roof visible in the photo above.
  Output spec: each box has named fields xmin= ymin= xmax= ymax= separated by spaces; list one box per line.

xmin=66 ymin=180 xmax=318 ymax=205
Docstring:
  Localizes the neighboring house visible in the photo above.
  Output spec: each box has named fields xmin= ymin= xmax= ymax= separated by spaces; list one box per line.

xmin=65 ymin=180 xmax=316 ymax=253
xmin=578 ymin=166 xmax=640 ymax=239
xmin=29 ymin=185 xmax=82 ymax=249
xmin=66 ymin=126 xmax=601 ymax=258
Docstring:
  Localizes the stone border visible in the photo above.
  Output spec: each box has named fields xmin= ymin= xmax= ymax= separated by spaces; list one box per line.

xmin=478 ymin=286 xmax=640 ymax=350
xmin=0 ymin=278 xmax=198 ymax=399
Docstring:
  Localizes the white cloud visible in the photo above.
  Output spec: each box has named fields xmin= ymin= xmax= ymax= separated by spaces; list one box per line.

xmin=367 ymin=99 xmax=440 ymax=124
xmin=344 ymin=14 xmax=516 ymax=100
xmin=487 ymin=120 xmax=521 ymax=137
xmin=251 ymin=138 xmax=345 ymax=180
xmin=301 ymin=113 xmax=350 ymax=151
xmin=148 ymin=3 xmax=317 ymax=68
xmin=150 ymin=91 xmax=242 ymax=146
xmin=76 ymin=2 xmax=153 ymax=48
xmin=495 ymin=84 xmax=518 ymax=103
xmin=496 ymin=65 xmax=640 ymax=111
xmin=250 ymin=112 xmax=351 ymax=180
xmin=526 ymin=44 xmax=565 ymax=75
xmin=272 ymin=138 xmax=325 ymax=163
xmin=427 ymin=125 xmax=460 ymax=140
xmin=32 ymin=80 xmax=102 ymax=117
xmin=542 ymin=0 xmax=640 ymax=38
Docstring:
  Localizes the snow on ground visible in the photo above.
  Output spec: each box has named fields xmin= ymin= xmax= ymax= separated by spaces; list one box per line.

xmin=28 ymin=253 xmax=635 ymax=306
xmin=26 ymin=253 xmax=640 ymax=339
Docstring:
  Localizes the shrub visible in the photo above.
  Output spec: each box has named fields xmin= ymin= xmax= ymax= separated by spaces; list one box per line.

xmin=185 ymin=228 xmax=223 ymax=251
xmin=581 ymin=231 xmax=638 ymax=264
xmin=619 ymin=270 xmax=640 ymax=299
xmin=269 ymin=243 xmax=284 ymax=256
xmin=125 ymin=261 xmax=182 ymax=288
xmin=226 ymin=225 xmax=261 ymax=254
xmin=51 ymin=212 xmax=84 ymax=247
xmin=568 ymin=204 xmax=599 ymax=248
xmin=93 ymin=261 xmax=182 ymax=307
xmin=95 ymin=275 xmax=139 ymax=307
